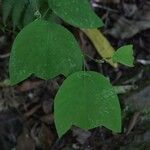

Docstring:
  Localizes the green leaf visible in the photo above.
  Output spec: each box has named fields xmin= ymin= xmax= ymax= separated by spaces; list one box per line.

xmin=9 ymin=20 xmax=83 ymax=85
xmin=112 ymin=45 xmax=134 ymax=67
xmin=23 ymin=4 xmax=35 ymax=26
xmin=12 ymin=0 xmax=26 ymax=27
xmin=48 ymin=0 xmax=103 ymax=28
xmin=29 ymin=0 xmax=39 ymax=11
xmin=2 ymin=0 xmax=15 ymax=24
xmin=54 ymin=71 xmax=121 ymax=137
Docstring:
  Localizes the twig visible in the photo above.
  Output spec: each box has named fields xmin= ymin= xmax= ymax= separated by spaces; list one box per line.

xmin=40 ymin=114 xmax=54 ymax=124
xmin=92 ymin=3 xmax=118 ymax=13
xmin=137 ymin=59 xmax=150 ymax=65
xmin=84 ymin=53 xmax=105 ymax=64
xmin=0 ymin=53 xmax=10 ymax=59
xmin=124 ymin=70 xmax=144 ymax=84
xmin=24 ymin=104 xmax=41 ymax=118
xmin=125 ymin=112 xmax=140 ymax=135
xmin=114 ymin=85 xmax=138 ymax=94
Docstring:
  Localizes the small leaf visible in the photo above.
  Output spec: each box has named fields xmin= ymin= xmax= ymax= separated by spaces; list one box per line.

xmin=48 ymin=0 xmax=103 ymax=28
xmin=112 ymin=45 xmax=134 ymax=67
xmin=9 ymin=20 xmax=83 ymax=85
xmin=54 ymin=71 xmax=121 ymax=137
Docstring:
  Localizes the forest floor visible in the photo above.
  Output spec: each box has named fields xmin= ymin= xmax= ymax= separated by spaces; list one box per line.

xmin=0 ymin=0 xmax=150 ymax=150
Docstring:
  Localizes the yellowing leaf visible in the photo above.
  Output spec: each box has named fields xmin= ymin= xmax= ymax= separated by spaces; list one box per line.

xmin=82 ymin=29 xmax=118 ymax=68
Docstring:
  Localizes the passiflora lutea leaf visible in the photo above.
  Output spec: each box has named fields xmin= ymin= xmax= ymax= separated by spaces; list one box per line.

xmin=48 ymin=0 xmax=103 ymax=28
xmin=112 ymin=45 xmax=134 ymax=67
xmin=9 ymin=20 xmax=83 ymax=85
xmin=54 ymin=71 xmax=121 ymax=137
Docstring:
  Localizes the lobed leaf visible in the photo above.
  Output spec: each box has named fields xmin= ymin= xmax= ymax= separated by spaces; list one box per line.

xmin=54 ymin=71 xmax=121 ymax=137
xmin=9 ymin=20 xmax=83 ymax=85
xmin=112 ymin=45 xmax=134 ymax=67
xmin=48 ymin=0 xmax=103 ymax=28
